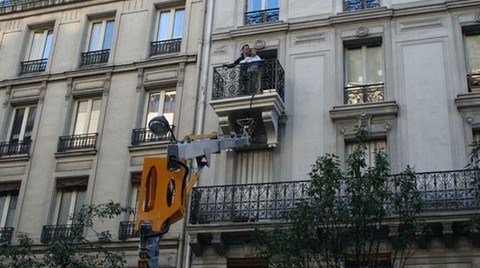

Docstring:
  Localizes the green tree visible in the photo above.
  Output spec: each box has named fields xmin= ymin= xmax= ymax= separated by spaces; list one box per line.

xmin=0 ymin=201 xmax=131 ymax=268
xmin=255 ymin=132 xmax=424 ymax=268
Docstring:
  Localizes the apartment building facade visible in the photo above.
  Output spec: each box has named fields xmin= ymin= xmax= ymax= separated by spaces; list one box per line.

xmin=1 ymin=0 xmax=480 ymax=267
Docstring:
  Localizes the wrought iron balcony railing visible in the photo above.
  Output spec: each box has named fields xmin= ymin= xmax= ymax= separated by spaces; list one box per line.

xmin=213 ymin=59 xmax=285 ymax=101
xmin=131 ymin=128 xmax=171 ymax=146
xmin=0 ymin=0 xmax=83 ymax=14
xmin=150 ymin=38 xmax=181 ymax=56
xmin=0 ymin=139 xmax=31 ymax=157
xmin=20 ymin=58 xmax=47 ymax=74
xmin=468 ymin=72 xmax=480 ymax=92
xmin=343 ymin=0 xmax=380 ymax=12
xmin=80 ymin=49 xmax=110 ymax=66
xmin=118 ymin=221 xmax=139 ymax=241
xmin=40 ymin=224 xmax=83 ymax=244
xmin=57 ymin=133 xmax=97 ymax=152
xmin=189 ymin=169 xmax=480 ymax=225
xmin=245 ymin=8 xmax=279 ymax=25
xmin=344 ymin=83 xmax=384 ymax=104
xmin=0 ymin=227 xmax=14 ymax=244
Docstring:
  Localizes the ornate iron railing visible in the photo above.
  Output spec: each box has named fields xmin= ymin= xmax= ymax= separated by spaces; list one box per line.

xmin=343 ymin=0 xmax=380 ymax=12
xmin=57 ymin=133 xmax=97 ymax=152
xmin=212 ymin=59 xmax=285 ymax=101
xmin=0 ymin=139 xmax=31 ymax=157
xmin=189 ymin=170 xmax=480 ymax=224
xmin=150 ymin=38 xmax=182 ymax=56
xmin=245 ymin=8 xmax=279 ymax=25
xmin=0 ymin=227 xmax=14 ymax=244
xmin=0 ymin=0 xmax=84 ymax=14
xmin=468 ymin=72 xmax=480 ymax=92
xmin=20 ymin=58 xmax=47 ymax=74
xmin=131 ymin=128 xmax=171 ymax=145
xmin=80 ymin=49 xmax=110 ymax=66
xmin=40 ymin=224 xmax=83 ymax=244
xmin=118 ymin=221 xmax=139 ymax=240
xmin=344 ymin=83 xmax=384 ymax=104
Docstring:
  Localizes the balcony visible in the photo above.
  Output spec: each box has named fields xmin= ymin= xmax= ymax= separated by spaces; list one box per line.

xmin=131 ymin=128 xmax=171 ymax=146
xmin=189 ymin=169 xmax=480 ymax=225
xmin=344 ymin=83 xmax=384 ymax=104
xmin=80 ymin=49 xmax=109 ymax=66
xmin=118 ymin=221 xmax=139 ymax=241
xmin=0 ymin=139 xmax=31 ymax=157
xmin=40 ymin=224 xmax=83 ymax=244
xmin=57 ymin=133 xmax=97 ymax=153
xmin=150 ymin=38 xmax=181 ymax=56
xmin=0 ymin=227 xmax=14 ymax=244
xmin=244 ymin=8 xmax=279 ymax=25
xmin=0 ymin=0 xmax=83 ymax=14
xmin=210 ymin=59 xmax=286 ymax=147
xmin=20 ymin=58 xmax=47 ymax=74
xmin=343 ymin=0 xmax=380 ymax=12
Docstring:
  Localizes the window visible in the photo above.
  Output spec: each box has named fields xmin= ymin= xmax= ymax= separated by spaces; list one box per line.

xmin=344 ymin=39 xmax=384 ymax=104
xmin=21 ymin=29 xmax=53 ymax=74
xmin=464 ymin=29 xmax=480 ymax=92
xmin=72 ymin=98 xmax=101 ymax=135
xmin=128 ymin=173 xmax=140 ymax=222
xmin=81 ymin=18 xmax=114 ymax=65
xmin=0 ymin=105 xmax=36 ymax=156
xmin=151 ymin=8 xmax=184 ymax=55
xmin=345 ymin=139 xmax=386 ymax=168
xmin=245 ymin=0 xmax=279 ymax=25
xmin=0 ymin=182 xmax=20 ymax=228
xmin=235 ymin=150 xmax=273 ymax=184
xmin=145 ymin=90 xmax=175 ymax=126
xmin=53 ymin=177 xmax=88 ymax=225
xmin=343 ymin=0 xmax=380 ymax=12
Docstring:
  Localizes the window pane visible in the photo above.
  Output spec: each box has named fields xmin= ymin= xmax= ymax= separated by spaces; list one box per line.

xmin=88 ymin=22 xmax=102 ymax=51
xmin=366 ymin=45 xmax=383 ymax=84
xmin=74 ymin=101 xmax=88 ymax=135
xmin=73 ymin=189 xmax=86 ymax=224
xmin=163 ymin=92 xmax=175 ymax=124
xmin=172 ymin=9 xmax=184 ymax=39
xmin=23 ymin=106 xmax=36 ymax=140
xmin=10 ymin=108 xmax=25 ymax=142
xmin=267 ymin=0 xmax=279 ymax=9
xmin=29 ymin=32 xmax=43 ymax=60
xmin=249 ymin=0 xmax=262 ymax=11
xmin=0 ymin=195 xmax=6 ymax=226
xmin=57 ymin=189 xmax=73 ymax=225
xmin=346 ymin=47 xmax=363 ymax=86
xmin=146 ymin=92 xmax=161 ymax=124
xmin=87 ymin=99 xmax=101 ymax=133
xmin=102 ymin=20 xmax=115 ymax=50
xmin=5 ymin=194 xmax=17 ymax=227
xmin=157 ymin=11 xmax=171 ymax=41
xmin=466 ymin=34 xmax=480 ymax=73
xmin=42 ymin=30 xmax=53 ymax=59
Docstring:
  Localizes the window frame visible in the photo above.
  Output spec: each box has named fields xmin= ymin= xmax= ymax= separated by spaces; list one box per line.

xmin=143 ymin=90 xmax=176 ymax=127
xmin=154 ymin=8 xmax=185 ymax=42
xmin=344 ymin=40 xmax=384 ymax=88
xmin=345 ymin=138 xmax=387 ymax=169
xmin=25 ymin=28 xmax=53 ymax=61
xmin=85 ymin=18 xmax=115 ymax=52
xmin=71 ymin=98 xmax=102 ymax=135
xmin=0 ymin=191 xmax=18 ymax=227
xmin=247 ymin=0 xmax=279 ymax=12
xmin=52 ymin=186 xmax=86 ymax=225
xmin=7 ymin=105 xmax=37 ymax=143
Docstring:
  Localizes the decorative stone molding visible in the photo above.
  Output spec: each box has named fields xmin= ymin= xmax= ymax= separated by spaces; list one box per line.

xmin=3 ymin=86 xmax=11 ymax=108
xmin=455 ymin=93 xmax=480 ymax=127
xmin=143 ymin=67 xmax=179 ymax=88
xmin=5 ymin=83 xmax=45 ymax=105
xmin=136 ymin=68 xmax=144 ymax=92
xmin=356 ymin=26 xmax=369 ymax=37
xmin=254 ymin=39 xmax=266 ymax=49
xmin=476 ymin=12 xmax=480 ymax=23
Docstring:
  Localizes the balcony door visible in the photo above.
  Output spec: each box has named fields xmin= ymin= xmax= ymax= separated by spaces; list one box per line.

xmin=72 ymin=98 xmax=101 ymax=135
xmin=8 ymin=106 xmax=36 ymax=143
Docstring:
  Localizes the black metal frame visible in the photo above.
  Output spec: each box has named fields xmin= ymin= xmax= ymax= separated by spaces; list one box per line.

xmin=40 ymin=224 xmax=84 ymax=244
xmin=131 ymin=128 xmax=171 ymax=145
xmin=244 ymin=8 xmax=279 ymax=25
xmin=344 ymin=83 xmax=384 ymax=104
xmin=0 ymin=0 xmax=83 ymax=14
xmin=0 ymin=139 xmax=31 ymax=157
xmin=150 ymin=38 xmax=182 ymax=56
xmin=0 ymin=227 xmax=14 ymax=244
xmin=20 ymin=58 xmax=47 ymax=74
xmin=343 ymin=0 xmax=380 ymax=12
xmin=118 ymin=221 xmax=140 ymax=240
xmin=80 ymin=49 xmax=110 ymax=66
xmin=212 ymin=59 xmax=285 ymax=101
xmin=57 ymin=133 xmax=97 ymax=152
xmin=189 ymin=169 xmax=480 ymax=225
